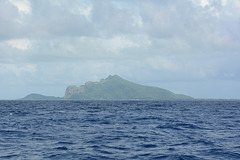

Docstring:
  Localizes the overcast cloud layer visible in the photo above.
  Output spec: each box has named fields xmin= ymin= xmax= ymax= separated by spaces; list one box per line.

xmin=0 ymin=0 xmax=240 ymax=99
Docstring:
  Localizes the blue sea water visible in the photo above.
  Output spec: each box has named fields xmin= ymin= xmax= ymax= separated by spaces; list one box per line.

xmin=0 ymin=100 xmax=240 ymax=160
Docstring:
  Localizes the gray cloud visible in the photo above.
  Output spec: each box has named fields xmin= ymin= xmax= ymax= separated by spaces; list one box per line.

xmin=0 ymin=0 xmax=240 ymax=99
xmin=0 ymin=0 xmax=23 ymax=40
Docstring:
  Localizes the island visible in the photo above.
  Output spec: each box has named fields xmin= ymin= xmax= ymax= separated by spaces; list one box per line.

xmin=22 ymin=93 xmax=61 ymax=100
xmin=22 ymin=75 xmax=193 ymax=100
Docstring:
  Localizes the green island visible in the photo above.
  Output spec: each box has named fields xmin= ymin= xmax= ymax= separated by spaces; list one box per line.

xmin=22 ymin=75 xmax=193 ymax=100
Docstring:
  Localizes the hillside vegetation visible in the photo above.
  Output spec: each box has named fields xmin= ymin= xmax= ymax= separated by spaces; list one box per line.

xmin=63 ymin=75 xmax=193 ymax=100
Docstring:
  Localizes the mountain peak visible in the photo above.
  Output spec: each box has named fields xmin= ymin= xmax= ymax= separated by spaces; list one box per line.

xmin=106 ymin=74 xmax=121 ymax=80
xmin=63 ymin=75 xmax=193 ymax=100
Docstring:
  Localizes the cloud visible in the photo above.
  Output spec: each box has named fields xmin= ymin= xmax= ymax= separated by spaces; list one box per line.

xmin=200 ymin=0 xmax=210 ymax=8
xmin=0 ymin=0 xmax=240 ymax=99
xmin=9 ymin=0 xmax=32 ymax=14
xmin=221 ymin=0 xmax=227 ymax=6
xmin=70 ymin=2 xmax=92 ymax=21
xmin=1 ymin=0 xmax=239 ymax=61
xmin=7 ymin=38 xmax=31 ymax=50
xmin=1 ymin=34 xmax=151 ymax=63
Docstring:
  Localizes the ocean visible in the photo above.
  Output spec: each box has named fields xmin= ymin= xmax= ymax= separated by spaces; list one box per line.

xmin=0 ymin=100 xmax=240 ymax=160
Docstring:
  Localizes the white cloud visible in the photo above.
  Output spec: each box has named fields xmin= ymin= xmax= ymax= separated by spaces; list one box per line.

xmin=71 ymin=4 xmax=92 ymax=21
xmin=190 ymin=0 xmax=211 ymax=8
xmin=221 ymin=0 xmax=227 ymax=6
xmin=7 ymin=39 xmax=31 ymax=50
xmin=8 ymin=0 xmax=31 ymax=14
xmin=132 ymin=15 xmax=143 ymax=27
xmin=199 ymin=0 xmax=210 ymax=8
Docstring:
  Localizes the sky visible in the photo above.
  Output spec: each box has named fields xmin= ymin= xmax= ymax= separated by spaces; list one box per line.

xmin=0 ymin=0 xmax=240 ymax=99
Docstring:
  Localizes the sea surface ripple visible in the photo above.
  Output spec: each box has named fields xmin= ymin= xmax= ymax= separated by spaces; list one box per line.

xmin=0 ymin=100 xmax=240 ymax=159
